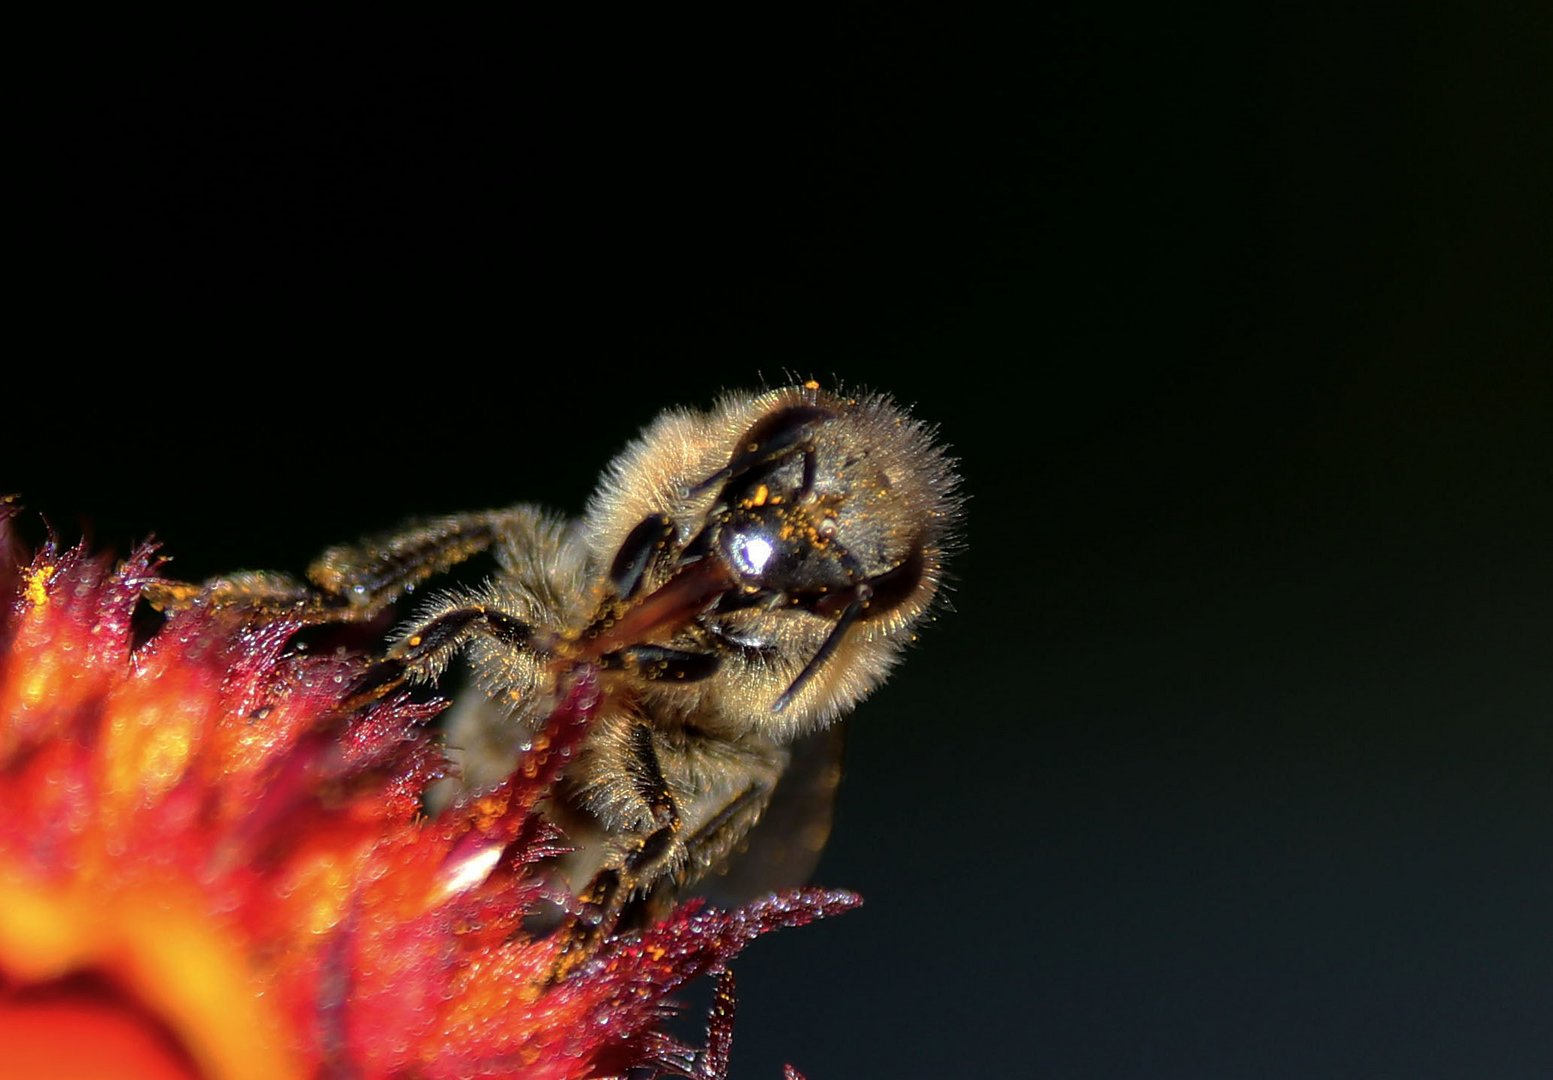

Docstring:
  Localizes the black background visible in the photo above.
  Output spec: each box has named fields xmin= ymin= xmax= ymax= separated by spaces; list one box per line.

xmin=11 ymin=9 xmax=1553 ymax=1078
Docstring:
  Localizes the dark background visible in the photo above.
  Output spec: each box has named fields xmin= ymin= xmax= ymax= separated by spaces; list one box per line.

xmin=12 ymin=9 xmax=1553 ymax=1078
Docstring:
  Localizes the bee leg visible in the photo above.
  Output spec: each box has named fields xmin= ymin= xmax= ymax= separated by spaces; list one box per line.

xmin=341 ymin=600 xmax=537 ymax=705
xmin=669 ymin=783 xmax=775 ymax=893
xmin=607 ymin=513 xmax=676 ymax=600
xmin=141 ymin=570 xmax=345 ymax=621
xmin=620 ymin=729 xmax=782 ymax=901
xmin=688 ymin=403 xmax=832 ymax=495
xmin=624 ymin=723 xmax=687 ymax=872
xmin=550 ymin=724 xmax=685 ymax=977
xmin=143 ymin=508 xmax=539 ymax=624
xmin=394 ymin=603 xmax=534 ymax=669
xmin=629 ymin=783 xmax=776 ymax=930
xmin=600 ymin=644 xmax=721 ymax=683
xmin=304 ymin=508 xmax=540 ymax=618
xmin=550 ymin=762 xmax=776 ymax=980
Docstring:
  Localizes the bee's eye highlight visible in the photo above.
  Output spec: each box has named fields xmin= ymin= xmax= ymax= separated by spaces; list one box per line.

xmin=727 ymin=531 xmax=776 ymax=578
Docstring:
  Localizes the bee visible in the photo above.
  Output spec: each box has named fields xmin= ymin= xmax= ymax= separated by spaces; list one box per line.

xmin=147 ymin=381 xmax=961 ymax=961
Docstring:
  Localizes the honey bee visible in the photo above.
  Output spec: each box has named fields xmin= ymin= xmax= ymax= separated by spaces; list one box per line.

xmin=147 ymin=381 xmax=961 ymax=960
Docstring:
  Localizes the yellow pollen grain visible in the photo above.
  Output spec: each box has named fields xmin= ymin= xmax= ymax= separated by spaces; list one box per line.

xmin=803 ymin=379 xmax=820 ymax=390
xmin=407 ymin=635 xmax=423 ymax=647
xmin=752 ymin=484 xmax=769 ymax=506
xmin=22 ymin=564 xmax=55 ymax=609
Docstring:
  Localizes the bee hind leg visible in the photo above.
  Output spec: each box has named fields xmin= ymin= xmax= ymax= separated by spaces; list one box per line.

xmin=304 ymin=507 xmax=539 ymax=618
xmin=140 ymin=570 xmax=343 ymax=621
xmin=142 ymin=507 xmax=539 ymax=625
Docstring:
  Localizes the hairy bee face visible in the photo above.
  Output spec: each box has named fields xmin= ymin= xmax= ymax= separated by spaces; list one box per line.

xmin=581 ymin=383 xmax=959 ymax=740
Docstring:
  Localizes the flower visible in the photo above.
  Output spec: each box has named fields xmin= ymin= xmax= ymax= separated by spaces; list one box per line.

xmin=0 ymin=502 xmax=856 ymax=1079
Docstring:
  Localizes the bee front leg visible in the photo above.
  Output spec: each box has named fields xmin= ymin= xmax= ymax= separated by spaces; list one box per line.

xmin=342 ymin=597 xmax=538 ymax=705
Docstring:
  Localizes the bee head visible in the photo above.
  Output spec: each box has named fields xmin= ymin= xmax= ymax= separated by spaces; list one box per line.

xmin=692 ymin=391 xmax=957 ymax=713
xmin=586 ymin=384 xmax=961 ymax=732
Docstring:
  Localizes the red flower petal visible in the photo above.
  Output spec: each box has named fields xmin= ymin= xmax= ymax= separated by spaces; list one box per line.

xmin=0 ymin=508 xmax=854 ymax=1079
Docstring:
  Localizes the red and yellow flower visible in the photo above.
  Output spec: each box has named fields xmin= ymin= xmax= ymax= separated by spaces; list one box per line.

xmin=0 ymin=504 xmax=852 ymax=1079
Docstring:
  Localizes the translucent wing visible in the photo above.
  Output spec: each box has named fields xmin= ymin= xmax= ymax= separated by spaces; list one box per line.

xmin=700 ymin=724 xmax=846 ymax=907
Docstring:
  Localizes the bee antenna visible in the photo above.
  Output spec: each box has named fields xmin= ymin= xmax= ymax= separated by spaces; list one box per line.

xmin=771 ymin=585 xmax=871 ymax=714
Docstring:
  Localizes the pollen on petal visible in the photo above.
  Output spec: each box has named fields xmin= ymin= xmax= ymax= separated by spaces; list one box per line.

xmin=22 ymin=562 xmax=54 ymax=609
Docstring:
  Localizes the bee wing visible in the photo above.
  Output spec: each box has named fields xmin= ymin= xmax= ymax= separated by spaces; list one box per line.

xmin=701 ymin=724 xmax=846 ymax=906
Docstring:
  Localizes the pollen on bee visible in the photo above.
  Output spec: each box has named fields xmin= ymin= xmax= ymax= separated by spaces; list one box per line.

xmin=408 ymin=635 xmax=423 ymax=647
